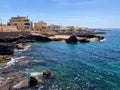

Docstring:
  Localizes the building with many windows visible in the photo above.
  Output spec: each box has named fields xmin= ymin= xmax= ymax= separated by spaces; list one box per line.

xmin=7 ymin=16 xmax=33 ymax=30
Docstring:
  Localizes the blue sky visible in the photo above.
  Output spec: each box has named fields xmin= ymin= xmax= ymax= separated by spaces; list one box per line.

xmin=0 ymin=0 xmax=120 ymax=28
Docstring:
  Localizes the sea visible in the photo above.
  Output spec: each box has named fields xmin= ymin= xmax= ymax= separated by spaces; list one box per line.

xmin=1 ymin=29 xmax=120 ymax=90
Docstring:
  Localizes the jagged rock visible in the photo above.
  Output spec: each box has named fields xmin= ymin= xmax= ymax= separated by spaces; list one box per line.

xmin=0 ymin=33 xmax=51 ymax=43
xmin=43 ymin=71 xmax=51 ymax=77
xmin=66 ymin=35 xmax=78 ymax=44
xmin=29 ymin=76 xmax=38 ymax=87
xmin=79 ymin=39 xmax=90 ymax=43
xmin=0 ymin=55 xmax=11 ymax=63
xmin=0 ymin=43 xmax=14 ymax=55
xmin=15 ymin=43 xmax=26 ymax=49
xmin=0 ymin=72 xmax=27 ymax=90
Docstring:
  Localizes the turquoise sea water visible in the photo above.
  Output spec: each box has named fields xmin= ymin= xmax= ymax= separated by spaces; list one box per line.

xmin=16 ymin=29 xmax=120 ymax=90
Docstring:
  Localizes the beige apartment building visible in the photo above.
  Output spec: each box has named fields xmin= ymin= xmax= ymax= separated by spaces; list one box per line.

xmin=0 ymin=24 xmax=17 ymax=31
xmin=34 ymin=21 xmax=47 ymax=31
xmin=8 ymin=16 xmax=33 ymax=30
xmin=48 ymin=24 xmax=60 ymax=32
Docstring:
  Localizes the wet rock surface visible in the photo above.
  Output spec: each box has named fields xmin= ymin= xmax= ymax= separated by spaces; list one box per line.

xmin=43 ymin=71 xmax=51 ymax=78
xmin=66 ymin=35 xmax=78 ymax=44
xmin=0 ymin=43 xmax=14 ymax=55
xmin=0 ymin=55 xmax=11 ymax=63
xmin=0 ymin=52 xmax=54 ymax=90
xmin=15 ymin=43 xmax=26 ymax=49
xmin=29 ymin=76 xmax=38 ymax=87
xmin=0 ymin=72 xmax=27 ymax=90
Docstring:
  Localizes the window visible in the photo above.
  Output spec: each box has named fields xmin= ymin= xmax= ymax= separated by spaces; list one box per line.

xmin=24 ymin=23 xmax=30 ymax=25
xmin=13 ymin=23 xmax=17 ymax=26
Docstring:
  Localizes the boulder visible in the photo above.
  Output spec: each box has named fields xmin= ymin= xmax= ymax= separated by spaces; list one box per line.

xmin=43 ymin=71 xmax=51 ymax=78
xmin=79 ymin=39 xmax=90 ymax=43
xmin=66 ymin=35 xmax=78 ymax=44
xmin=29 ymin=76 xmax=38 ymax=87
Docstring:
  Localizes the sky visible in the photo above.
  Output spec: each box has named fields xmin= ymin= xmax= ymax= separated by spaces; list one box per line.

xmin=0 ymin=0 xmax=120 ymax=28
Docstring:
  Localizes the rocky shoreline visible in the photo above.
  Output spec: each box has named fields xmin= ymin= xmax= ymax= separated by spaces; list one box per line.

xmin=0 ymin=43 xmax=54 ymax=90
xmin=0 ymin=31 xmax=105 ymax=89
xmin=0 ymin=30 xmax=105 ymax=42
xmin=0 ymin=31 xmax=105 ymax=59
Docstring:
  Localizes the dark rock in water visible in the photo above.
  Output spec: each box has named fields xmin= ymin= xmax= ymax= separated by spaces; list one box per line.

xmin=0 ymin=43 xmax=14 ymax=55
xmin=98 ymin=36 xmax=104 ymax=41
xmin=66 ymin=35 xmax=78 ymax=44
xmin=79 ymin=39 xmax=90 ymax=43
xmin=29 ymin=77 xmax=38 ymax=87
xmin=43 ymin=71 xmax=51 ymax=77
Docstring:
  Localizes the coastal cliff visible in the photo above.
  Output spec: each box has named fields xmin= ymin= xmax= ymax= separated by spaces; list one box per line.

xmin=0 ymin=31 xmax=105 ymax=55
xmin=0 ymin=43 xmax=14 ymax=55
xmin=0 ymin=32 xmax=51 ymax=43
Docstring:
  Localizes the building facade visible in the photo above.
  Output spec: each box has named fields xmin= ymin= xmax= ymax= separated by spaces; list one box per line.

xmin=48 ymin=24 xmax=60 ymax=32
xmin=34 ymin=21 xmax=47 ymax=31
xmin=0 ymin=24 xmax=17 ymax=32
xmin=8 ymin=16 xmax=33 ymax=30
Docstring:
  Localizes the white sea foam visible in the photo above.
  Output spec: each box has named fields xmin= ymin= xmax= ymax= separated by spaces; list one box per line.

xmin=24 ymin=45 xmax=31 ymax=51
xmin=6 ymin=56 xmax=26 ymax=67
xmin=14 ymin=45 xmax=31 ymax=52
xmin=100 ymin=38 xmax=106 ymax=42
xmin=30 ymin=72 xmax=43 ymax=77
xmin=6 ymin=58 xmax=17 ymax=66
